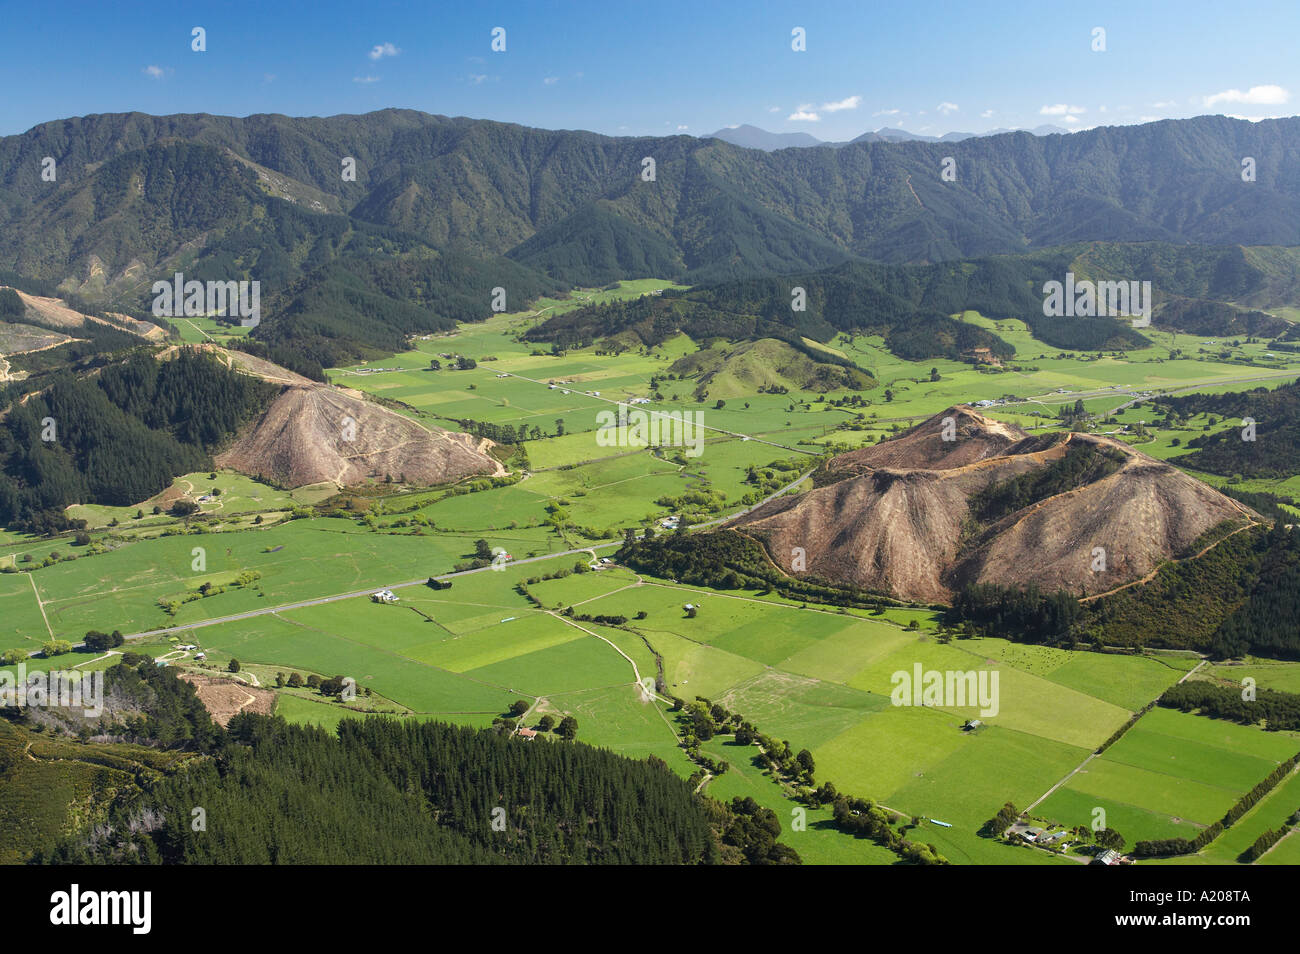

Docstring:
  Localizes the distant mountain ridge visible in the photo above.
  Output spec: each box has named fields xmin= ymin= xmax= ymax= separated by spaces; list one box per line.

xmin=4 ymin=110 xmax=1300 ymax=361
xmin=706 ymin=122 xmax=1074 ymax=150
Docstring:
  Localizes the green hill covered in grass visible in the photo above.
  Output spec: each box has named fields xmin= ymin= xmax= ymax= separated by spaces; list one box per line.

xmin=669 ymin=337 xmax=874 ymax=400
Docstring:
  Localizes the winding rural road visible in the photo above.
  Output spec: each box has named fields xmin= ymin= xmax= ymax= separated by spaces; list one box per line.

xmin=32 ymin=465 xmax=815 ymax=650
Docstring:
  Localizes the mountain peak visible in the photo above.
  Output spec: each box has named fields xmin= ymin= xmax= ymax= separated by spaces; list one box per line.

xmin=705 ymin=124 xmax=824 ymax=151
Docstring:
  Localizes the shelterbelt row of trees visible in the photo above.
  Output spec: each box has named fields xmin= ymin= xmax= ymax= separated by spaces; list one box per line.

xmin=15 ymin=660 xmax=798 ymax=865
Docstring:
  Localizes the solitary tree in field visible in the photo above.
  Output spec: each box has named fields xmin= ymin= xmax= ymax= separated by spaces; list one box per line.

xmin=228 ymin=658 xmax=241 ymax=673
xmin=558 ymin=716 xmax=579 ymax=740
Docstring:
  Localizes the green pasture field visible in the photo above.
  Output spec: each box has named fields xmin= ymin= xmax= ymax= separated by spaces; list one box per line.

xmin=22 ymin=518 xmax=567 ymax=639
xmin=533 ymin=685 xmax=687 ymax=767
xmin=845 ymin=636 xmax=1131 ymax=750
xmin=164 ymin=315 xmax=251 ymax=345
xmin=961 ymin=638 xmax=1187 ymax=710
xmin=527 ymin=566 xmax=640 ymax=607
xmin=1258 ymin=832 xmax=1300 ymax=864
xmin=821 ymin=312 xmax=1300 ymax=432
xmin=167 ymin=612 xmax=520 ymax=714
xmin=0 ymin=571 xmax=51 ymax=652
xmin=1039 ymin=707 xmax=1300 ymax=842
xmin=1062 ymin=758 xmax=1238 ymax=829
xmin=1205 ymin=659 xmax=1300 ymax=695
xmin=578 ymin=622 xmax=661 ymax=683
xmin=717 ymin=670 xmax=888 ymax=750
xmin=1194 ymin=768 xmax=1300 ymax=864
xmin=66 ymin=471 xmax=336 ymax=530
xmin=534 ymin=566 xmax=1240 ymax=856
xmin=1035 ymin=787 xmax=1201 ymax=844
xmin=1130 ymin=705 xmax=1300 ymax=762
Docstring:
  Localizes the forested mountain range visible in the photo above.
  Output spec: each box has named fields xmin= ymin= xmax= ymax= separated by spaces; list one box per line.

xmin=3 ymin=111 xmax=1300 ymax=365
xmin=7 ymin=111 xmax=1300 ymax=279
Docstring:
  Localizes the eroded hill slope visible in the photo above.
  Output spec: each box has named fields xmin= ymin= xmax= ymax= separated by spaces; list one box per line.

xmin=730 ymin=406 xmax=1254 ymax=602
xmin=209 ymin=347 xmax=501 ymax=488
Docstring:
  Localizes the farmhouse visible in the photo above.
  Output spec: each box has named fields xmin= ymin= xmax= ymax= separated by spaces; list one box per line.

xmin=371 ymin=589 xmax=399 ymax=603
xmin=518 ymin=727 xmax=538 ymax=740
xmin=1092 ymin=849 xmax=1122 ymax=866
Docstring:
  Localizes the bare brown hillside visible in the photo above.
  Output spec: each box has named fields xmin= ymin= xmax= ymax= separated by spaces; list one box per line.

xmin=210 ymin=347 xmax=501 ymax=488
xmin=730 ymin=406 xmax=1254 ymax=602
xmin=1 ymin=287 xmax=166 ymax=340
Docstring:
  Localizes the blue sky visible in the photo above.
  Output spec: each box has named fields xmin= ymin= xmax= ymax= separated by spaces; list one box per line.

xmin=2 ymin=0 xmax=1298 ymax=139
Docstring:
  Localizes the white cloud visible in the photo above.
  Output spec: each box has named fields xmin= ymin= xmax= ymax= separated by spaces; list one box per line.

xmin=1040 ymin=104 xmax=1086 ymax=116
xmin=768 ymin=106 xmax=781 ymax=113
xmin=937 ymin=102 xmax=959 ymax=115
xmin=1204 ymin=84 xmax=1289 ymax=108
xmin=788 ymin=104 xmax=820 ymax=122
xmin=142 ymin=65 xmax=167 ymax=80
xmin=543 ymin=76 xmax=559 ymax=85
xmin=677 ymin=124 xmax=689 ymax=130
xmin=821 ymin=95 xmax=861 ymax=112
xmin=873 ymin=108 xmax=901 ymax=117
xmin=369 ymin=42 xmax=400 ymax=60
xmin=1224 ymin=112 xmax=1292 ymax=122
xmin=980 ymin=109 xmax=994 ymax=119
xmin=353 ymin=75 xmax=381 ymax=84
xmin=1063 ymin=115 xmax=1081 ymax=125
xmin=468 ymin=74 xmax=488 ymax=85
xmin=1151 ymin=100 xmax=1177 ymax=109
